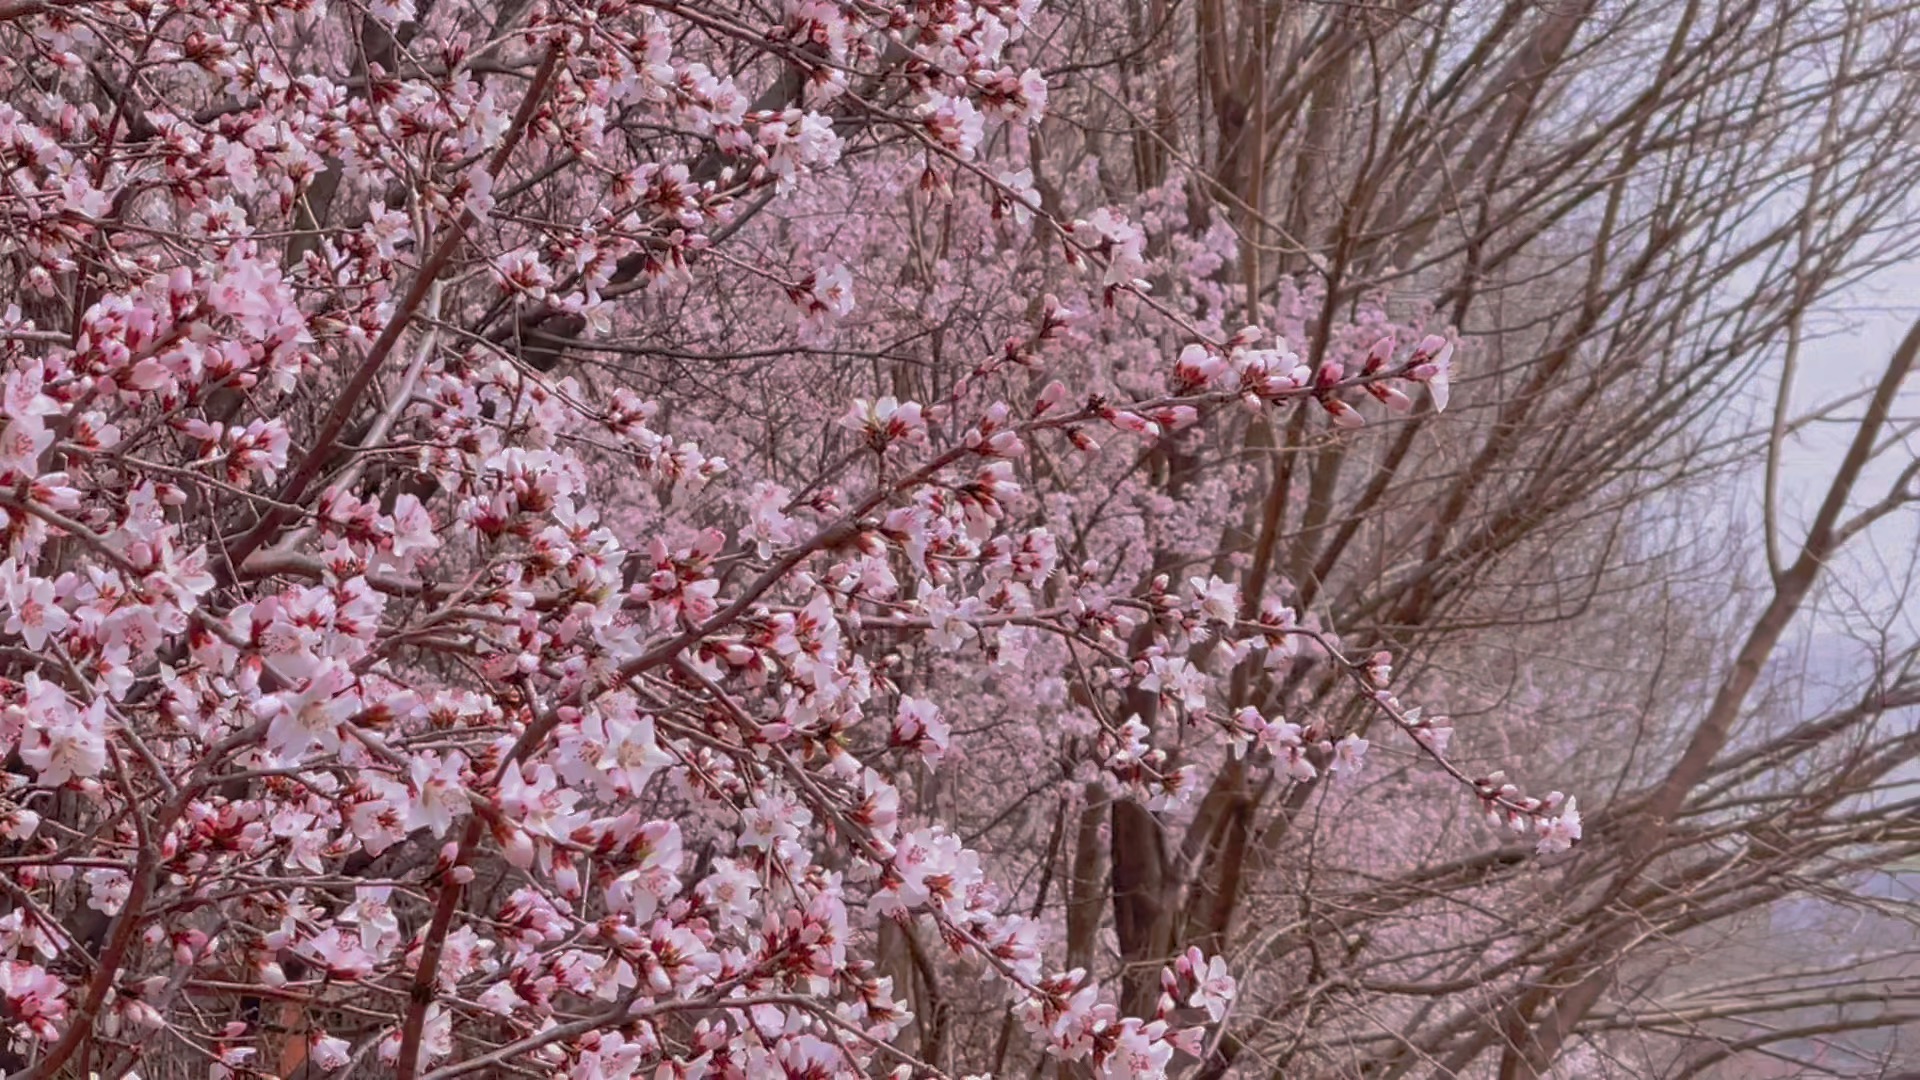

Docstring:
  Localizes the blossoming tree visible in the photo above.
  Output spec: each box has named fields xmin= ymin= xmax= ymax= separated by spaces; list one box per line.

xmin=0 ymin=0 xmax=1594 ymax=1077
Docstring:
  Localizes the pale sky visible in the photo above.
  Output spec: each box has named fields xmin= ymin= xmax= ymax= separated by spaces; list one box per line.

xmin=1763 ymin=259 xmax=1920 ymax=644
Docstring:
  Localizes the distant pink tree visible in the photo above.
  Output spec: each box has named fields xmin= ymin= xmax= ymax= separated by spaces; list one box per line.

xmin=0 ymin=0 xmax=1576 ymax=1077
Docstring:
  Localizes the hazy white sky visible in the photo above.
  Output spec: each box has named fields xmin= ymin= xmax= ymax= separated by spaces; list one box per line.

xmin=1764 ymin=259 xmax=1920 ymax=643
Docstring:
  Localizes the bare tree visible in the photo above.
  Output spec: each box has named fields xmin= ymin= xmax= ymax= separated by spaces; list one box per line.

xmin=903 ymin=2 xmax=1920 ymax=1078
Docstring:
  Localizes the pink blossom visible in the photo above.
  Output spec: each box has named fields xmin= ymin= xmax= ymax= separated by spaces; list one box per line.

xmin=386 ymin=492 xmax=440 ymax=564
xmin=18 ymin=689 xmax=107 ymax=787
xmin=342 ymin=885 xmax=401 ymax=953
xmin=407 ymin=750 xmax=470 ymax=838
xmin=83 ymin=868 xmax=131 ymax=915
xmin=918 ymin=582 xmax=982 ymax=651
xmin=998 ymin=168 xmax=1043 ymax=224
xmin=260 ymin=661 xmax=359 ymax=762
xmin=1 ymin=559 xmax=67 ymax=650
xmin=309 ymin=1032 xmax=352 ymax=1072
xmin=1082 ymin=207 xmax=1148 ymax=285
xmin=1331 ymin=732 xmax=1370 ymax=778
xmin=492 ymin=247 xmax=555 ymax=300
xmin=1189 ymin=574 xmax=1239 ymax=623
xmin=297 ymin=927 xmax=377 ymax=980
xmin=0 ymin=960 xmax=67 ymax=1040
xmin=841 ymin=396 xmax=929 ymax=447
xmin=0 ymin=412 xmax=51 ymax=475
xmin=1538 ymin=797 xmax=1583 ymax=854
xmin=742 ymin=481 xmax=798 ymax=559
xmin=809 ymin=261 xmax=856 ymax=318
xmin=892 ymin=695 xmax=951 ymax=763
xmin=923 ymin=92 xmax=987 ymax=159
xmin=1141 ymin=654 xmax=1208 ymax=713
xmin=739 ymin=790 xmax=811 ymax=854
xmin=1104 ymin=1018 xmax=1175 ymax=1080
xmin=1187 ymin=953 xmax=1236 ymax=1022
xmin=696 ymin=857 xmax=761 ymax=933
xmin=1408 ymin=334 xmax=1454 ymax=412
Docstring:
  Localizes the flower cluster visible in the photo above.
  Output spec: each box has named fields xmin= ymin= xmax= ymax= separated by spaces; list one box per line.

xmin=0 ymin=0 xmax=1562 ymax=1076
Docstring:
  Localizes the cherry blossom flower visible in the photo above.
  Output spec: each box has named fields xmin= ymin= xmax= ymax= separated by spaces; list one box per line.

xmin=309 ymin=1032 xmax=352 ymax=1072
xmin=739 ymin=790 xmax=812 ymax=855
xmin=0 ymin=960 xmax=67 ymax=1040
xmin=0 ymin=558 xmax=67 ymax=650
xmin=892 ymin=695 xmax=951 ymax=763
xmin=259 ymin=661 xmax=359 ymax=762
xmin=1105 ymin=1018 xmax=1175 ymax=1080
xmin=386 ymin=493 xmax=440 ymax=565
xmin=1189 ymin=574 xmax=1239 ymax=623
xmin=1538 ymin=797 xmax=1583 ymax=854
xmin=18 ymin=692 xmax=107 ymax=787
xmin=1141 ymin=654 xmax=1208 ymax=713
xmin=407 ymin=751 xmax=470 ymax=838
xmin=1408 ymin=334 xmax=1454 ymax=412
xmin=0 ymin=411 xmax=51 ymax=475
xmin=369 ymin=0 xmax=416 ymax=25
xmin=342 ymin=885 xmax=401 ymax=954
xmin=1331 ymin=732 xmax=1370 ymax=777
xmin=923 ymin=92 xmax=987 ymax=160
xmin=83 ymin=869 xmax=131 ymax=915
xmin=696 ymin=857 xmax=761 ymax=933
xmin=492 ymin=247 xmax=555 ymax=300
xmin=918 ymin=582 xmax=982 ymax=651
xmin=841 ymin=396 xmax=929 ymax=447
xmin=1186 ymin=952 xmax=1237 ymax=1022
xmin=743 ymin=482 xmax=799 ymax=559
xmin=297 ymin=927 xmax=377 ymax=981
xmin=998 ymin=168 xmax=1043 ymax=224
xmin=809 ymin=261 xmax=856 ymax=319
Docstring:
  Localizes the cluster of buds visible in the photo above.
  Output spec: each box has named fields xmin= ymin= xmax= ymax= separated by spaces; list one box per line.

xmin=1476 ymin=772 xmax=1583 ymax=854
xmin=1167 ymin=329 xmax=1458 ymax=426
xmin=1400 ymin=706 xmax=1454 ymax=755
xmin=1100 ymin=715 xmax=1197 ymax=810
xmin=1222 ymin=707 xmax=1367 ymax=783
